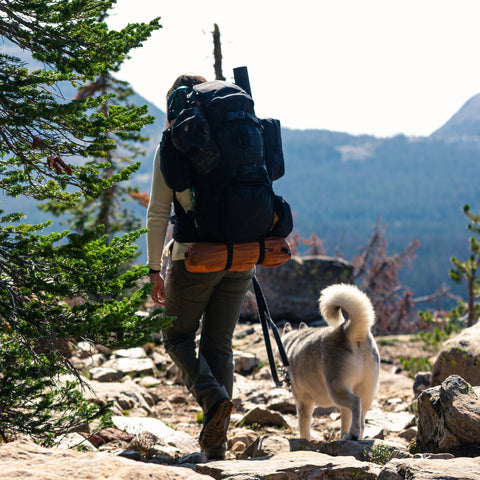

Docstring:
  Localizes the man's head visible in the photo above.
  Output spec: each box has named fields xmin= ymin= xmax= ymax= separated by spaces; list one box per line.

xmin=166 ymin=74 xmax=207 ymax=100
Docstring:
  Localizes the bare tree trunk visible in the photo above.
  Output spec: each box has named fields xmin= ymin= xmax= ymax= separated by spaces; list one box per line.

xmin=213 ymin=23 xmax=225 ymax=81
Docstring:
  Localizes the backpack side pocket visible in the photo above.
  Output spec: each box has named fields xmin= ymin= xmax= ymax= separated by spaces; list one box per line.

xmin=269 ymin=195 xmax=293 ymax=238
xmin=261 ymin=118 xmax=285 ymax=181
xmin=159 ymin=127 xmax=193 ymax=191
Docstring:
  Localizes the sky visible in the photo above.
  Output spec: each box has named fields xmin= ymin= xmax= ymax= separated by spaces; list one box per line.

xmin=107 ymin=0 xmax=480 ymax=138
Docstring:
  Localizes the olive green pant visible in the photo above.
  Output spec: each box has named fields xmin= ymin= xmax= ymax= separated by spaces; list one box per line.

xmin=162 ymin=260 xmax=254 ymax=415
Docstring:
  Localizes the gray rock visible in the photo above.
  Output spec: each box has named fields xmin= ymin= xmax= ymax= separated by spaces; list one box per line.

xmin=241 ymin=255 xmax=353 ymax=322
xmin=197 ymin=450 xmax=381 ymax=479
xmin=378 ymin=456 xmax=480 ymax=480
xmin=297 ymin=438 xmax=402 ymax=462
xmin=228 ymin=430 xmax=259 ymax=455
xmin=242 ymin=435 xmax=291 ymax=458
xmin=114 ymin=347 xmax=148 ymax=358
xmin=0 ymin=437 xmax=210 ymax=480
xmin=432 ymin=321 xmax=480 ymax=387
xmin=234 ymin=351 xmax=260 ymax=373
xmin=102 ymin=357 xmax=156 ymax=377
xmin=413 ymin=371 xmax=432 ymax=398
xmin=89 ymin=367 xmax=123 ymax=382
xmin=112 ymin=416 xmax=198 ymax=455
xmin=416 ymin=374 xmax=480 ymax=454
xmin=238 ymin=407 xmax=290 ymax=429
xmin=138 ymin=375 xmax=161 ymax=388
xmin=53 ymin=432 xmax=97 ymax=451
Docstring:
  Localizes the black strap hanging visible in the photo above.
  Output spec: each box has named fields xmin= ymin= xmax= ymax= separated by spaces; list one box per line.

xmin=252 ymin=275 xmax=290 ymax=387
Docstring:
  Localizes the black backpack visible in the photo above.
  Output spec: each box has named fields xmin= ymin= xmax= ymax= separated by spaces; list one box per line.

xmin=160 ymin=80 xmax=292 ymax=244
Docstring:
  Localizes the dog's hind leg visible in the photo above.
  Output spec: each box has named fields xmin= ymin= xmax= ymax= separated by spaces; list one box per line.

xmin=296 ymin=396 xmax=314 ymax=441
xmin=328 ymin=386 xmax=362 ymax=440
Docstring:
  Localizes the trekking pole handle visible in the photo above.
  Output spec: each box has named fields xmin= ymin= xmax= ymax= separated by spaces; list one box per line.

xmin=233 ymin=66 xmax=252 ymax=97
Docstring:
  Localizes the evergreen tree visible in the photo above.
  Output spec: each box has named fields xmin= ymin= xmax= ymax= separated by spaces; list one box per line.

xmin=0 ymin=1 xmax=170 ymax=441
xmin=450 ymin=204 xmax=480 ymax=327
xmin=42 ymin=74 xmax=147 ymax=239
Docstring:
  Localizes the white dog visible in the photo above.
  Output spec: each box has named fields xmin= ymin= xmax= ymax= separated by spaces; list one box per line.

xmin=282 ymin=283 xmax=380 ymax=441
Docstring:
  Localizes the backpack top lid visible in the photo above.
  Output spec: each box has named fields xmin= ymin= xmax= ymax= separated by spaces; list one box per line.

xmin=193 ymin=80 xmax=252 ymax=99
xmin=192 ymin=81 xmax=255 ymax=115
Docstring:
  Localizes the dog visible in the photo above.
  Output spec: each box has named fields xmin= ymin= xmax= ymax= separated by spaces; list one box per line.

xmin=282 ymin=283 xmax=380 ymax=441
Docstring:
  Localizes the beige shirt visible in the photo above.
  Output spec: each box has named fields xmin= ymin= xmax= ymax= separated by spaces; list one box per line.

xmin=146 ymin=144 xmax=193 ymax=270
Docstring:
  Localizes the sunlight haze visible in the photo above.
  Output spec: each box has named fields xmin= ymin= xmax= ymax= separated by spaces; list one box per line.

xmin=107 ymin=0 xmax=480 ymax=137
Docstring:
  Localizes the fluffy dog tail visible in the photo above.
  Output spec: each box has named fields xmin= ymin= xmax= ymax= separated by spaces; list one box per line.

xmin=319 ymin=283 xmax=375 ymax=343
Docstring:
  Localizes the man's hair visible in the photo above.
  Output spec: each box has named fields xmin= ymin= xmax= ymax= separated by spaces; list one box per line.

xmin=166 ymin=74 xmax=207 ymax=101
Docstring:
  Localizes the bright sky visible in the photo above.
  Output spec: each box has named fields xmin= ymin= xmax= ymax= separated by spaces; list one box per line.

xmin=107 ymin=0 xmax=480 ymax=138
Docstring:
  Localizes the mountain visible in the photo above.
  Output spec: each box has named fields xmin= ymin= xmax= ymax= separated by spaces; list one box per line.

xmin=432 ymin=94 xmax=480 ymax=142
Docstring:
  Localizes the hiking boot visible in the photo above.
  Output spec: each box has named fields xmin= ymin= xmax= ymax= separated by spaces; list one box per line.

xmin=203 ymin=441 xmax=227 ymax=461
xmin=199 ymin=398 xmax=233 ymax=450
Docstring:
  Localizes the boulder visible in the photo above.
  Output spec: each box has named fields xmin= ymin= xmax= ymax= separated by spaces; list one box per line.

xmin=241 ymin=255 xmax=353 ymax=322
xmin=242 ymin=435 xmax=291 ymax=458
xmin=416 ymin=375 xmax=480 ymax=454
xmin=431 ymin=321 xmax=480 ymax=387
xmin=378 ymin=456 xmax=480 ymax=480
xmin=233 ymin=351 xmax=260 ymax=373
xmin=111 ymin=416 xmax=198 ymax=455
xmin=238 ymin=407 xmax=290 ymax=429
xmin=89 ymin=367 xmax=124 ymax=382
xmin=101 ymin=357 xmax=156 ymax=377
xmin=0 ymin=437 xmax=210 ymax=480
xmin=197 ymin=450 xmax=381 ymax=479
xmin=413 ymin=371 xmax=432 ymax=398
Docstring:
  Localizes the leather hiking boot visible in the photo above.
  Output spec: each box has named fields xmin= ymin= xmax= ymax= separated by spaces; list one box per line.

xmin=199 ymin=398 xmax=233 ymax=450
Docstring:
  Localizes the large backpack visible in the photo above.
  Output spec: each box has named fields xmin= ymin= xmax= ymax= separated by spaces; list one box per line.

xmin=160 ymin=80 xmax=292 ymax=244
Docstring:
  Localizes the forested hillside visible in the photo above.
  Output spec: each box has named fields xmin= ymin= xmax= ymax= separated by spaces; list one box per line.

xmin=276 ymin=127 xmax=480 ymax=300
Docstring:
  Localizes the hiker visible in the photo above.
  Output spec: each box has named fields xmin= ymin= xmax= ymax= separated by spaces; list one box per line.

xmin=146 ymin=74 xmax=255 ymax=460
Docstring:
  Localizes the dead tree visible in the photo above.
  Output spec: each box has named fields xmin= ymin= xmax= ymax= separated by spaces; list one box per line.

xmin=353 ymin=218 xmax=419 ymax=334
xmin=212 ymin=23 xmax=225 ymax=81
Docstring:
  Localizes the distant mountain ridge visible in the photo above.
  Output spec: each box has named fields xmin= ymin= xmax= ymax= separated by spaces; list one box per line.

xmin=432 ymin=93 xmax=480 ymax=141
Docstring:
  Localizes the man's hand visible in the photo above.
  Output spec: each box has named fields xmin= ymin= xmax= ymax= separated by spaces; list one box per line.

xmin=150 ymin=272 xmax=166 ymax=307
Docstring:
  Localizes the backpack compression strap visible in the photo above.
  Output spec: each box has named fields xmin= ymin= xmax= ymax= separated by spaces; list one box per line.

xmin=252 ymin=275 xmax=290 ymax=387
xmin=256 ymin=238 xmax=266 ymax=265
xmin=223 ymin=239 xmax=266 ymax=271
xmin=225 ymin=242 xmax=234 ymax=270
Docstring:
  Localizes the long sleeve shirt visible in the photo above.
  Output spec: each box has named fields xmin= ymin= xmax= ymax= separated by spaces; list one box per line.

xmin=146 ymin=145 xmax=193 ymax=270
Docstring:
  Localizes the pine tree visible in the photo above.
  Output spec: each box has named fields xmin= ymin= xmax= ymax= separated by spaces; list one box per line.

xmin=0 ymin=1 xmax=170 ymax=441
xmin=449 ymin=204 xmax=480 ymax=327
xmin=42 ymin=74 xmax=148 ymax=240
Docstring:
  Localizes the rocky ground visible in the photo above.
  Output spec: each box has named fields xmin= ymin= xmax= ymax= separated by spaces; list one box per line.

xmin=3 ymin=319 xmax=480 ymax=480
xmin=112 ymin=322 xmax=425 ymax=456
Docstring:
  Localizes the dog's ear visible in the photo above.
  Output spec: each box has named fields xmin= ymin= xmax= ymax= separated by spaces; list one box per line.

xmin=283 ymin=322 xmax=292 ymax=335
xmin=299 ymin=322 xmax=308 ymax=330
